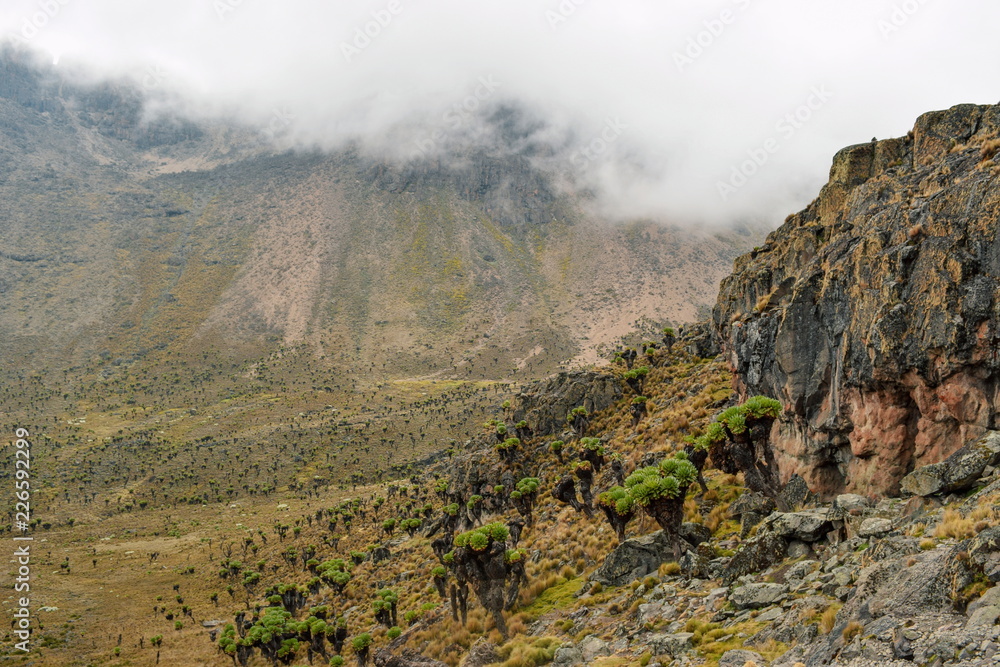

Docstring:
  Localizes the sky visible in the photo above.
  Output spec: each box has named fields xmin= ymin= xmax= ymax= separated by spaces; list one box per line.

xmin=2 ymin=0 xmax=999 ymax=226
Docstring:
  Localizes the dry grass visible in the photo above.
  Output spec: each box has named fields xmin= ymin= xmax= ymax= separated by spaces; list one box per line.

xmin=2 ymin=320 xmax=746 ymax=666
xmin=660 ymin=562 xmax=682 ymax=577
xmin=935 ymin=509 xmax=976 ymax=540
xmin=980 ymin=137 xmax=1000 ymax=163
xmin=819 ymin=603 xmax=841 ymax=634
xmin=842 ymin=621 xmax=864 ymax=642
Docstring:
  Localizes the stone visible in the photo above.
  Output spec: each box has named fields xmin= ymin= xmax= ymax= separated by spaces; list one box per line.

xmin=591 ymin=530 xmax=675 ymax=586
xmin=853 ymin=545 xmax=956 ymax=621
xmin=648 ymin=632 xmax=694 ymax=657
xmin=830 ymin=566 xmax=853 ymax=587
xmin=830 ymin=494 xmax=871 ymax=519
xmin=723 ymin=531 xmax=788 ymax=585
xmin=648 ymin=584 xmax=676 ymax=601
xmin=969 ymin=526 xmax=1000 ymax=581
xmin=511 ymin=371 xmax=623 ymax=438
xmin=706 ymin=587 xmax=729 ymax=609
xmin=762 ymin=509 xmax=831 ymax=542
xmin=757 ymin=606 xmax=784 ymax=622
xmin=866 ymin=536 xmax=921 ymax=562
xmin=638 ymin=602 xmax=676 ymax=624
xmin=834 ymin=586 xmax=852 ymax=601
xmin=551 ymin=646 xmax=583 ymax=666
xmin=892 ymin=627 xmax=914 ymax=661
xmin=785 ymin=540 xmax=812 ymax=559
xmin=730 ymin=583 xmax=789 ymax=610
xmin=858 ymin=517 xmax=893 ymax=537
xmin=785 ymin=560 xmax=819 ymax=582
xmin=967 ymin=605 xmax=1000 ymax=629
xmin=900 ymin=431 xmax=1000 ymax=497
xmin=779 ymin=474 xmax=812 ymax=509
xmin=968 ymin=584 xmax=1000 ymax=614
xmin=459 ymin=639 xmax=500 ymax=667
xmin=577 ymin=635 xmax=611 ymax=662
xmin=678 ymin=551 xmax=711 ymax=579
xmin=719 ymin=648 xmax=766 ymax=667
xmin=679 ymin=522 xmax=712 ymax=546
xmin=729 ymin=492 xmax=777 ymax=537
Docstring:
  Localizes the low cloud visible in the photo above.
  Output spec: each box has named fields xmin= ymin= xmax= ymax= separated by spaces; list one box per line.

xmin=2 ymin=0 xmax=998 ymax=226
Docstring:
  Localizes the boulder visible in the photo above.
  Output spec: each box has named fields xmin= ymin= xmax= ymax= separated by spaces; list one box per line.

xmin=648 ymin=632 xmax=694 ymax=657
xmin=719 ymin=648 xmax=766 ymax=667
xmin=858 ymin=517 xmax=893 ymax=538
xmin=679 ymin=522 xmax=712 ymax=546
xmin=866 ymin=536 xmax=921 ymax=562
xmin=761 ymin=509 xmax=831 ymax=542
xmin=785 ymin=560 xmax=819 ymax=583
xmin=785 ymin=540 xmax=812 ymax=558
xmin=591 ymin=530 xmax=675 ymax=586
xmin=577 ymin=635 xmax=611 ymax=662
xmin=829 ymin=566 xmax=853 ymax=587
xmin=969 ymin=525 xmax=1000 ymax=581
xmin=551 ymin=646 xmax=583 ymax=666
xmin=511 ymin=371 xmax=623 ymax=438
xmin=459 ymin=639 xmax=500 ymax=667
xmin=968 ymin=584 xmax=1000 ymax=614
xmin=900 ymin=431 xmax=1000 ymax=497
xmin=374 ymin=649 xmax=448 ymax=667
xmin=778 ymin=474 xmax=812 ymax=509
xmin=830 ymin=494 xmax=871 ymax=519
xmin=967 ymin=604 xmax=1000 ymax=629
xmin=730 ymin=582 xmax=789 ymax=610
xmin=723 ymin=531 xmax=788 ymax=585
xmin=637 ymin=602 xmax=675 ymax=624
xmin=679 ymin=545 xmax=713 ymax=579
xmin=729 ymin=492 xmax=776 ymax=537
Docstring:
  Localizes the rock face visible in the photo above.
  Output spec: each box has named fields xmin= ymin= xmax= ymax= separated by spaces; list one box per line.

xmin=714 ymin=103 xmax=1000 ymax=496
xmin=511 ymin=370 xmax=623 ymax=438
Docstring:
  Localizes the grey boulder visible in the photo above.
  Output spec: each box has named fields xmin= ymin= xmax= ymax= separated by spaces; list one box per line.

xmin=900 ymin=431 xmax=1000 ymax=497
xmin=730 ymin=582 xmax=789 ymax=610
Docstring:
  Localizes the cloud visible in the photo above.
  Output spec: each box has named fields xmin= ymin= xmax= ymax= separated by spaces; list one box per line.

xmin=2 ymin=0 xmax=999 ymax=225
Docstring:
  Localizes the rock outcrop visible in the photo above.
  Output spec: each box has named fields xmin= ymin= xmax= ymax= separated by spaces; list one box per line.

xmin=714 ymin=103 xmax=1000 ymax=496
xmin=590 ymin=530 xmax=676 ymax=586
xmin=510 ymin=370 xmax=623 ymax=438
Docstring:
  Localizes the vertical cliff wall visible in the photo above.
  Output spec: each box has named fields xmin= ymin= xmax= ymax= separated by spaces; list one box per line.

xmin=714 ymin=103 xmax=1000 ymax=496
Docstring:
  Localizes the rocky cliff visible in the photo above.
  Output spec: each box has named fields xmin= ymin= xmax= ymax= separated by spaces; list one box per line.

xmin=714 ymin=103 xmax=1000 ymax=496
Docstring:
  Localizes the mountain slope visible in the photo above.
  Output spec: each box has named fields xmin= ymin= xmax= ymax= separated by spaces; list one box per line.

xmin=0 ymin=49 xmax=756 ymax=402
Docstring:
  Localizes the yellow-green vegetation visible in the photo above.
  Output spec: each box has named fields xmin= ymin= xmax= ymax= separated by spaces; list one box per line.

xmin=521 ymin=576 xmax=585 ymax=621
xmin=494 ymin=636 xmax=561 ymax=667
xmin=692 ymin=619 xmax=789 ymax=666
